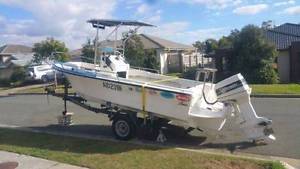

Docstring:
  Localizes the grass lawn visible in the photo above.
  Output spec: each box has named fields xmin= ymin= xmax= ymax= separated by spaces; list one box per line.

xmin=250 ymin=84 xmax=300 ymax=95
xmin=0 ymin=128 xmax=284 ymax=169
xmin=14 ymin=86 xmax=47 ymax=94
xmin=0 ymin=87 xmax=10 ymax=91
xmin=166 ymin=73 xmax=182 ymax=77
xmin=165 ymin=73 xmax=300 ymax=95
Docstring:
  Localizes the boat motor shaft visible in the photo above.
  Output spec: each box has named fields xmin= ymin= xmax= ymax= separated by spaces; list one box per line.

xmin=215 ymin=74 xmax=276 ymax=143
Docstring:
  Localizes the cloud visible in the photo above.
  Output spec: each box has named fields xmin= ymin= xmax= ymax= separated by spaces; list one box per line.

xmin=233 ymin=4 xmax=268 ymax=15
xmin=123 ymin=0 xmax=142 ymax=9
xmin=185 ymin=28 xmax=230 ymax=42
xmin=148 ymin=21 xmax=190 ymax=37
xmin=137 ymin=3 xmax=151 ymax=14
xmin=169 ymin=0 xmax=242 ymax=9
xmin=143 ymin=10 xmax=162 ymax=24
xmin=0 ymin=0 xmax=117 ymax=49
xmin=130 ymin=1 xmax=162 ymax=24
xmin=282 ymin=6 xmax=300 ymax=15
xmin=274 ymin=0 xmax=295 ymax=7
xmin=142 ymin=21 xmax=229 ymax=45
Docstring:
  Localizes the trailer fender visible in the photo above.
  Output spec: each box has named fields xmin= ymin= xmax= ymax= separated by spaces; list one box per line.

xmin=109 ymin=111 xmax=139 ymax=127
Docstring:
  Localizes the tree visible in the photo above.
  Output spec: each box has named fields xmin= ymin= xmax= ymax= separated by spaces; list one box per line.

xmin=10 ymin=67 xmax=26 ymax=83
xmin=193 ymin=39 xmax=218 ymax=56
xmin=144 ymin=49 xmax=159 ymax=70
xmin=124 ymin=33 xmax=145 ymax=67
xmin=81 ymin=38 xmax=94 ymax=63
xmin=123 ymin=32 xmax=159 ymax=70
xmin=192 ymin=26 xmax=278 ymax=83
xmin=193 ymin=41 xmax=206 ymax=53
xmin=229 ymin=25 xmax=278 ymax=84
xmin=204 ymin=39 xmax=218 ymax=54
xmin=218 ymin=36 xmax=232 ymax=49
xmin=32 ymin=38 xmax=69 ymax=64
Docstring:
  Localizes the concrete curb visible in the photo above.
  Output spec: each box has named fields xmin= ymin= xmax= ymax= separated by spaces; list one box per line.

xmin=0 ymin=150 xmax=88 ymax=169
xmin=0 ymin=125 xmax=298 ymax=169
xmin=281 ymin=161 xmax=297 ymax=169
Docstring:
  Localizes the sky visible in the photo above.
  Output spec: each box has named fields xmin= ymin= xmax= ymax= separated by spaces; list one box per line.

xmin=0 ymin=0 xmax=299 ymax=49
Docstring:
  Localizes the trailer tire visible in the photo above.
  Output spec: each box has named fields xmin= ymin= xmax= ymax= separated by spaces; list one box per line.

xmin=41 ymin=75 xmax=48 ymax=83
xmin=112 ymin=115 xmax=135 ymax=140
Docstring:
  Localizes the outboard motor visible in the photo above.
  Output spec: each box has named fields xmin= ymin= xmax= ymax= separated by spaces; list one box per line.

xmin=106 ymin=54 xmax=130 ymax=78
xmin=215 ymin=73 xmax=275 ymax=143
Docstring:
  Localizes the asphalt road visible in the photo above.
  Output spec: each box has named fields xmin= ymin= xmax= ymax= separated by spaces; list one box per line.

xmin=0 ymin=95 xmax=299 ymax=159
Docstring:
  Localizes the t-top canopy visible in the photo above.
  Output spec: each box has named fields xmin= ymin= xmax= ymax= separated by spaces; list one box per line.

xmin=87 ymin=19 xmax=155 ymax=28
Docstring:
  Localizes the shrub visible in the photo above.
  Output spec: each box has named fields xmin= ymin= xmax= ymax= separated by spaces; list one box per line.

xmin=0 ymin=78 xmax=11 ymax=87
xmin=182 ymin=67 xmax=197 ymax=80
xmin=10 ymin=67 xmax=26 ymax=83
xmin=229 ymin=25 xmax=279 ymax=84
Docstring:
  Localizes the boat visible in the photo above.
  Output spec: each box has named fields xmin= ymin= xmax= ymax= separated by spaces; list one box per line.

xmin=53 ymin=19 xmax=275 ymax=143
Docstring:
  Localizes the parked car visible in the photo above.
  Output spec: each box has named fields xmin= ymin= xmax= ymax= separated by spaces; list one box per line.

xmin=43 ymin=70 xmax=65 ymax=83
xmin=26 ymin=64 xmax=54 ymax=82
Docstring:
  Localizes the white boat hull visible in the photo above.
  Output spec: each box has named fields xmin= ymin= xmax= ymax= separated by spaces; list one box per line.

xmin=66 ymin=72 xmax=226 ymax=130
xmin=53 ymin=62 xmax=275 ymax=143
xmin=54 ymin=62 xmax=227 ymax=131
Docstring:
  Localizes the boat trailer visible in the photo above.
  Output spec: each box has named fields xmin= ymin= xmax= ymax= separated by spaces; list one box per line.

xmin=46 ymin=80 xmax=174 ymax=142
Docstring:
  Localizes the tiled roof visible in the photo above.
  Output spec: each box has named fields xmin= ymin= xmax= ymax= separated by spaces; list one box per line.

xmin=68 ymin=48 xmax=82 ymax=57
xmin=140 ymin=34 xmax=195 ymax=50
xmin=0 ymin=44 xmax=33 ymax=67
xmin=265 ymin=23 xmax=300 ymax=50
xmin=94 ymin=35 xmax=195 ymax=51
xmin=0 ymin=45 xmax=6 ymax=53
xmin=272 ymin=23 xmax=300 ymax=37
xmin=0 ymin=44 xmax=32 ymax=54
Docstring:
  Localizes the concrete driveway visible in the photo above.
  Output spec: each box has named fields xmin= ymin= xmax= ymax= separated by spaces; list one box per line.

xmin=0 ymin=95 xmax=299 ymax=159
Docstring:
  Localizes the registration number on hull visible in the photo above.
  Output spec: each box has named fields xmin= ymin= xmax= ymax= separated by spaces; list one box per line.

xmin=103 ymin=81 xmax=122 ymax=91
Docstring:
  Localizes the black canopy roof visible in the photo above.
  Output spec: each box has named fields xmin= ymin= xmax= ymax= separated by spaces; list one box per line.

xmin=87 ymin=19 xmax=154 ymax=28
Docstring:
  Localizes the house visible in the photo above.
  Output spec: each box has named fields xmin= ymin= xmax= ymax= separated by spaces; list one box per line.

xmin=98 ymin=34 xmax=200 ymax=74
xmin=0 ymin=44 xmax=33 ymax=79
xmin=213 ymin=23 xmax=300 ymax=83
xmin=71 ymin=34 xmax=201 ymax=74
xmin=265 ymin=23 xmax=300 ymax=83
xmin=139 ymin=34 xmax=198 ymax=74
xmin=68 ymin=48 xmax=82 ymax=62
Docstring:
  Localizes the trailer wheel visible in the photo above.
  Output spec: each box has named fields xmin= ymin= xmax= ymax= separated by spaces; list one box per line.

xmin=112 ymin=115 xmax=135 ymax=140
xmin=41 ymin=75 xmax=48 ymax=83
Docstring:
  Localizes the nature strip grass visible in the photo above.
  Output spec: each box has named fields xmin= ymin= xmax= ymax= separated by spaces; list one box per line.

xmin=0 ymin=128 xmax=284 ymax=169
xmin=251 ymin=84 xmax=300 ymax=95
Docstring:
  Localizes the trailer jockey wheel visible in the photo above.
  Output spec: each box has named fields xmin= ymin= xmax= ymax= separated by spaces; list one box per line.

xmin=112 ymin=115 xmax=135 ymax=140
